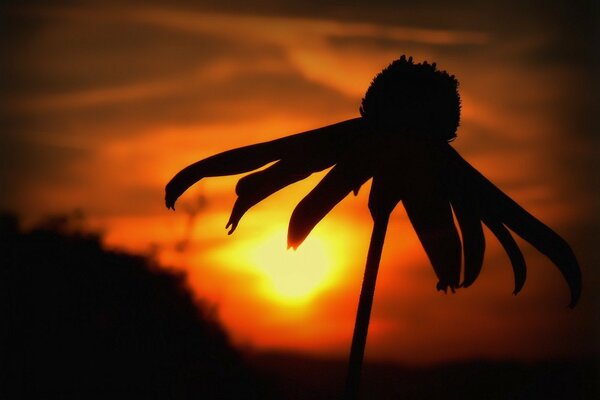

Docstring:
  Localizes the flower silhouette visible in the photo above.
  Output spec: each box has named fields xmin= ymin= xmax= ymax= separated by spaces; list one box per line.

xmin=166 ymin=56 xmax=581 ymax=398
xmin=166 ymin=56 xmax=580 ymax=303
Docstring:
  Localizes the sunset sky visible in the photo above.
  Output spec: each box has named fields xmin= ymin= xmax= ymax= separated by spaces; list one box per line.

xmin=2 ymin=0 xmax=598 ymax=364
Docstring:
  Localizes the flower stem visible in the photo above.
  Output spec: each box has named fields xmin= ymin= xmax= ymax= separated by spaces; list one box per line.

xmin=344 ymin=211 xmax=390 ymax=400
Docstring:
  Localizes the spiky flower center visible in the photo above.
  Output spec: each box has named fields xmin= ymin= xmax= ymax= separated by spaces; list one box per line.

xmin=360 ymin=55 xmax=461 ymax=142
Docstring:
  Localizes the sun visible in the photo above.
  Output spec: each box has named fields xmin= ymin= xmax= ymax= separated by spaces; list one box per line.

xmin=204 ymin=209 xmax=365 ymax=308
xmin=243 ymin=227 xmax=336 ymax=305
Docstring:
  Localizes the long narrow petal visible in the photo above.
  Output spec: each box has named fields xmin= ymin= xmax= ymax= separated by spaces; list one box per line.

xmin=165 ymin=118 xmax=364 ymax=209
xmin=445 ymin=171 xmax=486 ymax=288
xmin=403 ymin=190 xmax=462 ymax=292
xmin=447 ymin=146 xmax=581 ymax=307
xmin=483 ymin=217 xmax=527 ymax=295
xmin=226 ymin=158 xmax=326 ymax=234
xmin=451 ymin=196 xmax=486 ymax=288
xmin=288 ymin=155 xmax=372 ymax=249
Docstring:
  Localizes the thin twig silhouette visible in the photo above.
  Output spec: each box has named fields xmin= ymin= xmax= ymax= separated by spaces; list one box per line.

xmin=166 ymin=56 xmax=581 ymax=400
xmin=175 ymin=191 xmax=207 ymax=252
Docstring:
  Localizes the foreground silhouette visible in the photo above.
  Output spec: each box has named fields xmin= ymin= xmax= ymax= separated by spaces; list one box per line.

xmin=166 ymin=56 xmax=581 ymax=399
xmin=0 ymin=214 xmax=272 ymax=399
xmin=251 ymin=352 xmax=596 ymax=400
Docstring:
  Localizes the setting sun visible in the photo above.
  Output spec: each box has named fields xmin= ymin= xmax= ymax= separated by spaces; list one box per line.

xmin=204 ymin=210 xmax=364 ymax=312
xmin=207 ymin=218 xmax=351 ymax=307
xmin=250 ymin=228 xmax=333 ymax=304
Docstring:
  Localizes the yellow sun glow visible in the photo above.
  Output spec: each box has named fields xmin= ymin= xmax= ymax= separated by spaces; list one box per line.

xmin=206 ymin=213 xmax=360 ymax=307
xmin=248 ymin=228 xmax=333 ymax=305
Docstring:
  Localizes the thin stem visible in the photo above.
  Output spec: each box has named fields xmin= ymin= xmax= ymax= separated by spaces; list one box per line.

xmin=344 ymin=211 xmax=390 ymax=400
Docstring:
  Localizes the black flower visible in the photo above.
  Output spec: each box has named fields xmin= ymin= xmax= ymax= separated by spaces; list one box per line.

xmin=166 ymin=55 xmax=580 ymax=306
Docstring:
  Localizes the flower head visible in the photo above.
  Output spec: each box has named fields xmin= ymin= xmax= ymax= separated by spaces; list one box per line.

xmin=166 ymin=56 xmax=581 ymax=307
xmin=360 ymin=55 xmax=461 ymax=142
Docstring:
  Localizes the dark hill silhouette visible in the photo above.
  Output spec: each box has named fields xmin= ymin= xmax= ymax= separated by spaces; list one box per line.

xmin=0 ymin=213 xmax=273 ymax=399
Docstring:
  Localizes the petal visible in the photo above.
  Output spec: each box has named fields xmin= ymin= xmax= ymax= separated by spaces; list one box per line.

xmin=447 ymin=146 xmax=581 ymax=307
xmin=165 ymin=118 xmax=364 ymax=209
xmin=288 ymin=155 xmax=372 ymax=249
xmin=371 ymin=140 xmax=461 ymax=292
xmin=226 ymin=158 xmax=325 ymax=234
xmin=482 ymin=217 xmax=527 ymax=295
xmin=445 ymin=171 xmax=486 ymax=288
xmin=403 ymin=190 xmax=462 ymax=292
xmin=451 ymin=197 xmax=486 ymax=288
xmin=368 ymin=168 xmax=404 ymax=219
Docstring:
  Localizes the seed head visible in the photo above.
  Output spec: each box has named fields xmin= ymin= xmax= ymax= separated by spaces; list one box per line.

xmin=360 ymin=55 xmax=461 ymax=142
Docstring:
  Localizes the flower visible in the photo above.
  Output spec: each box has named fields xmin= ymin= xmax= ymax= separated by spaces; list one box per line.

xmin=166 ymin=55 xmax=581 ymax=306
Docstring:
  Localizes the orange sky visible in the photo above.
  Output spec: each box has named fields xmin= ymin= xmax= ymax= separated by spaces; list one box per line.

xmin=1 ymin=1 xmax=598 ymax=364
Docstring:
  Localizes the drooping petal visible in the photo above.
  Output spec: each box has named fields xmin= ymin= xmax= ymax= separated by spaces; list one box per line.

xmin=447 ymin=146 xmax=581 ymax=307
xmin=367 ymin=172 xmax=402 ymax=218
xmin=288 ymin=155 xmax=372 ymax=249
xmin=445 ymin=169 xmax=486 ymax=288
xmin=482 ymin=217 xmax=527 ymax=295
xmin=403 ymin=190 xmax=462 ymax=292
xmin=226 ymin=157 xmax=333 ymax=234
xmin=369 ymin=138 xmax=461 ymax=291
xmin=451 ymin=196 xmax=486 ymax=288
xmin=165 ymin=118 xmax=364 ymax=209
